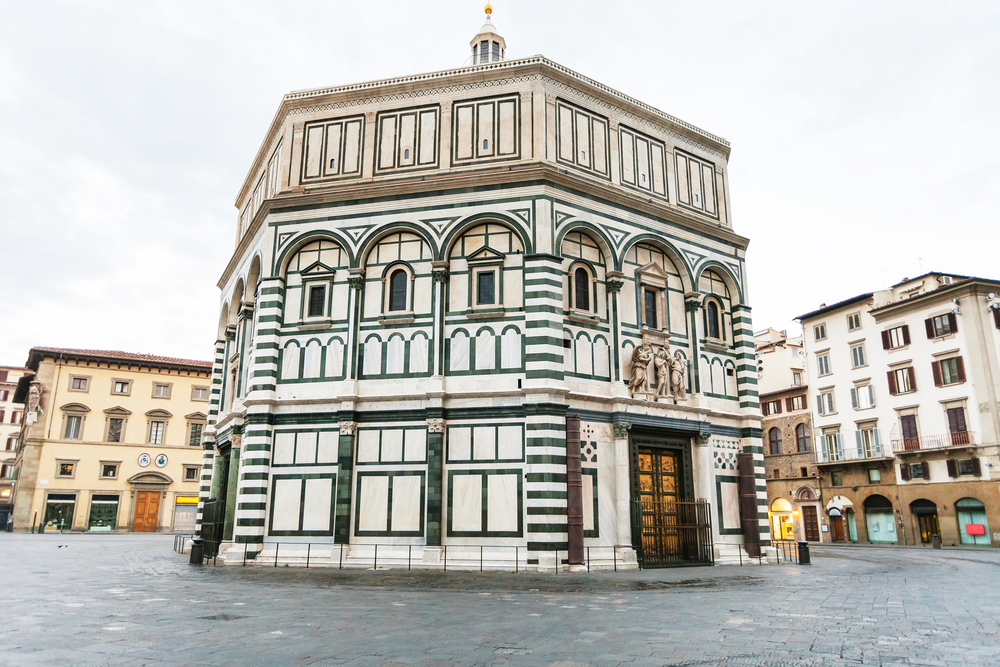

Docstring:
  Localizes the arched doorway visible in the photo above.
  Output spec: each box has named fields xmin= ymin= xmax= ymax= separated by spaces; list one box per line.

xmin=864 ymin=495 xmax=897 ymax=543
xmin=956 ymin=498 xmax=990 ymax=545
xmin=910 ymin=499 xmax=940 ymax=544
xmin=127 ymin=471 xmax=172 ymax=532
xmin=769 ymin=498 xmax=794 ymax=540
xmin=796 ymin=488 xmax=820 ymax=541
xmin=826 ymin=495 xmax=853 ymax=542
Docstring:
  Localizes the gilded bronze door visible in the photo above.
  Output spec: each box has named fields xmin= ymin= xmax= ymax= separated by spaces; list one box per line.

xmin=636 ymin=448 xmax=682 ymax=563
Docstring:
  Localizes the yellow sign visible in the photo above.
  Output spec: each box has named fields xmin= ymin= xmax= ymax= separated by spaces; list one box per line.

xmin=0 ymin=489 xmax=10 ymax=498
xmin=175 ymin=496 xmax=200 ymax=504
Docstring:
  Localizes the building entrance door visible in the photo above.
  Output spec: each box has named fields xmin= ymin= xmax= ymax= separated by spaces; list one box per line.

xmin=803 ymin=506 xmax=820 ymax=541
xmin=636 ymin=448 xmax=681 ymax=562
xmin=132 ymin=491 xmax=160 ymax=532
xmin=917 ymin=513 xmax=940 ymax=544
xmin=831 ymin=515 xmax=845 ymax=541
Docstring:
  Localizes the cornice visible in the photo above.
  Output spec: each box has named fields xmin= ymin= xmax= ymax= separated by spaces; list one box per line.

xmin=869 ymin=281 xmax=995 ymax=322
xmin=218 ymin=162 xmax=748 ymax=289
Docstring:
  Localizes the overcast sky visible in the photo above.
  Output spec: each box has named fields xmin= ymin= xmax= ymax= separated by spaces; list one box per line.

xmin=1 ymin=1 xmax=997 ymax=366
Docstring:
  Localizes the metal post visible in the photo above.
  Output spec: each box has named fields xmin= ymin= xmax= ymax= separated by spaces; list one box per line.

xmin=374 ymin=544 xmax=378 ymax=571
xmin=614 ymin=546 xmax=617 ymax=573
xmin=515 ymin=546 xmax=518 ymax=573
xmin=480 ymin=545 xmax=483 ymax=572
xmin=306 ymin=543 xmax=311 ymax=569
xmin=339 ymin=544 xmax=343 ymax=570
xmin=443 ymin=545 xmax=447 ymax=572
xmin=587 ymin=547 xmax=590 ymax=572
xmin=243 ymin=546 xmax=247 ymax=567
xmin=408 ymin=545 xmax=411 ymax=571
xmin=275 ymin=543 xmax=279 ymax=568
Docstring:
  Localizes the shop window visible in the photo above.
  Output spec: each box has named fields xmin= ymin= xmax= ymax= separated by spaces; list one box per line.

xmin=956 ymin=498 xmax=989 ymax=546
xmin=88 ymin=495 xmax=119 ymax=531
xmin=44 ymin=494 xmax=76 ymax=530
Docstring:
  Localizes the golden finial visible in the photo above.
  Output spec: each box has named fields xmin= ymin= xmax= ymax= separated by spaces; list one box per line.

xmin=484 ymin=3 xmax=493 ymax=16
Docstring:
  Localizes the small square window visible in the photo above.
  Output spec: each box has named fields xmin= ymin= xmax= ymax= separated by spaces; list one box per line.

xmin=817 ymin=353 xmax=831 ymax=376
xmin=831 ymin=471 xmax=843 ymax=486
xmin=113 ymin=380 xmax=131 ymax=395
xmin=868 ymin=469 xmax=880 ymax=483
xmin=772 ymin=469 xmax=779 ymax=479
xmin=958 ymin=459 xmax=975 ymax=476
xmin=70 ymin=376 xmax=89 ymax=392
xmin=814 ymin=324 xmax=827 ymax=341
xmin=57 ymin=462 xmax=76 ymax=478
xmin=850 ymin=344 xmax=866 ymax=368
xmin=800 ymin=467 xmax=809 ymax=477
xmin=191 ymin=386 xmax=209 ymax=402
xmin=153 ymin=383 xmax=172 ymax=399
xmin=101 ymin=464 xmax=118 ymax=479
xmin=847 ymin=313 xmax=862 ymax=331
xmin=909 ymin=463 xmax=924 ymax=479
xmin=183 ymin=466 xmax=200 ymax=482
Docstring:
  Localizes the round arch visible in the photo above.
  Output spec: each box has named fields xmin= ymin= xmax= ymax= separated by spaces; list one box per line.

xmin=274 ymin=230 xmax=356 ymax=277
xmin=356 ymin=223 xmax=439 ymax=269
xmin=693 ymin=260 xmax=744 ymax=306
xmin=245 ymin=254 xmax=263 ymax=298
xmin=554 ymin=221 xmax=617 ymax=270
xmin=217 ymin=301 xmax=230 ymax=340
xmin=227 ymin=278 xmax=245 ymax=327
xmin=618 ymin=234 xmax=694 ymax=293
xmin=770 ymin=498 xmax=793 ymax=513
xmin=439 ymin=212 xmax=532 ymax=260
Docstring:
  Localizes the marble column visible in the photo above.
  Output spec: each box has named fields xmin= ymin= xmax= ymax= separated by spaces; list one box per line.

xmin=613 ymin=421 xmax=632 ymax=546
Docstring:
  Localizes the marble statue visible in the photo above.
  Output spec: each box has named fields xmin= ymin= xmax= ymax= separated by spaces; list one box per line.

xmin=628 ymin=342 xmax=654 ymax=395
xmin=654 ymin=346 xmax=672 ymax=397
xmin=670 ymin=351 xmax=687 ymax=399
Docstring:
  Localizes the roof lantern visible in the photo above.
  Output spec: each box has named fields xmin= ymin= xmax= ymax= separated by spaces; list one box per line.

xmin=470 ymin=3 xmax=506 ymax=65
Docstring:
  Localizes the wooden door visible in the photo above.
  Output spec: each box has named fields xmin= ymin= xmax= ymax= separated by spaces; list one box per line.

xmin=133 ymin=491 xmax=160 ymax=532
xmin=832 ymin=515 xmax=845 ymax=541
xmin=803 ymin=506 xmax=820 ymax=541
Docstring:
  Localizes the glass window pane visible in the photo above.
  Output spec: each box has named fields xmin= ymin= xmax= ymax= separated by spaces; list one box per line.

xmin=389 ymin=270 xmax=407 ymax=311
xmin=477 ymin=271 xmax=495 ymax=305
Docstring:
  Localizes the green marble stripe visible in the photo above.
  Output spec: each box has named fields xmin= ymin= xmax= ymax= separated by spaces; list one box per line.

xmin=240 ymin=502 xmax=268 ymax=511
xmin=527 ymin=507 xmax=568 ymax=515
xmin=527 ymin=490 xmax=568 ymax=499
xmin=525 ymin=335 xmax=567 ymax=347
xmin=528 ymin=523 xmax=568 ymax=533
xmin=527 ymin=542 xmax=569 ymax=551
xmin=524 ymin=352 xmax=564 ymax=364
xmin=236 ymin=518 xmax=266 ymax=527
xmin=526 ymin=438 xmax=566 ymax=448
xmin=526 ymin=422 xmax=565 ymax=431
xmin=526 ymin=472 xmax=567 ymax=483
xmin=526 ymin=455 xmax=567 ymax=465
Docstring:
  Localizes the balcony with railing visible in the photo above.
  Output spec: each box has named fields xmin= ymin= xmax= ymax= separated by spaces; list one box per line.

xmin=815 ymin=430 xmax=892 ymax=464
xmin=890 ymin=431 xmax=977 ymax=454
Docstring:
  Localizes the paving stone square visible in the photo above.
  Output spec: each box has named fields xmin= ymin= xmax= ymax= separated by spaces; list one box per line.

xmin=1 ymin=534 xmax=999 ymax=666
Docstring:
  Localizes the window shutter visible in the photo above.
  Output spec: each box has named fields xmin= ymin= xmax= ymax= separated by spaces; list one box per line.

xmin=946 ymin=459 xmax=958 ymax=478
xmin=854 ymin=430 xmax=863 ymax=451
xmin=887 ymin=370 xmax=897 ymax=395
xmin=785 ymin=397 xmax=793 ymax=412
xmin=932 ymin=361 xmax=942 ymax=387
xmin=907 ymin=366 xmax=917 ymax=391
xmin=947 ymin=312 xmax=958 ymax=333
xmin=956 ymin=356 xmax=966 ymax=382
xmin=922 ymin=461 xmax=931 ymax=480
xmin=925 ymin=318 xmax=934 ymax=338
xmin=881 ymin=330 xmax=890 ymax=349
xmin=816 ymin=395 xmax=824 ymax=415
xmin=994 ymin=308 xmax=1000 ymax=329
xmin=868 ymin=385 xmax=876 ymax=406
xmin=972 ymin=457 xmax=982 ymax=476
xmin=902 ymin=325 xmax=910 ymax=345
xmin=899 ymin=463 xmax=910 ymax=481
xmin=871 ymin=427 xmax=881 ymax=454
xmin=850 ymin=388 xmax=858 ymax=409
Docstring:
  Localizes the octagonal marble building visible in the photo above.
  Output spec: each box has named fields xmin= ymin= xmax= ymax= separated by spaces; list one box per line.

xmin=199 ymin=12 xmax=769 ymax=569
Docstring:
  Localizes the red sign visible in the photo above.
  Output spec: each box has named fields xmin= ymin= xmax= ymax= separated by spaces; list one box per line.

xmin=965 ymin=524 xmax=986 ymax=536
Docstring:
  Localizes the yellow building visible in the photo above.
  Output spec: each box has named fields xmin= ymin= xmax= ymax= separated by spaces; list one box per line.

xmin=10 ymin=348 xmax=212 ymax=533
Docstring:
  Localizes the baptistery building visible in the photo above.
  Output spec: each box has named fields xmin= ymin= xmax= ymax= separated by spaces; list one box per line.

xmin=199 ymin=9 xmax=768 ymax=569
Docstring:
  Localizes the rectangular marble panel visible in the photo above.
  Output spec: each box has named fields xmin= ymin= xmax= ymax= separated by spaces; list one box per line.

xmin=500 ymin=330 xmax=521 ymax=369
xmin=391 ymin=475 xmax=422 ymax=532
xmin=284 ymin=288 xmax=301 ymax=324
xmin=476 ymin=333 xmax=495 ymax=370
xmin=669 ymin=292 xmax=686 ymax=334
xmin=303 ymin=343 xmax=322 ymax=378
xmin=385 ymin=337 xmax=404 ymax=375
xmin=498 ymin=100 xmax=516 ymax=154
xmin=295 ymin=432 xmax=318 ymax=465
xmin=576 ymin=337 xmax=593 ymax=375
xmin=418 ymin=110 xmax=436 ymax=164
xmin=575 ymin=112 xmax=590 ymax=167
xmin=651 ymin=143 xmax=666 ymax=196
xmin=449 ymin=427 xmax=472 ymax=461
xmin=477 ymin=103 xmax=494 ymax=156
xmin=304 ymin=125 xmax=323 ymax=178
xmin=456 ymin=105 xmax=473 ymax=159
xmin=473 ymin=426 xmax=495 ymax=460
xmin=357 ymin=430 xmax=380 ymax=463
xmin=398 ymin=113 xmax=416 ymax=166
xmin=720 ymin=481 xmax=740 ymax=531
xmin=324 ymin=123 xmax=342 ymax=176
xmin=413 ymin=276 xmax=432 ymax=314
xmin=503 ymin=267 xmax=522 ymax=308
xmin=343 ymin=120 xmax=362 ymax=173
xmin=281 ymin=345 xmax=299 ymax=380
xmin=450 ymin=335 xmax=469 ymax=372
xmin=703 ymin=164 xmax=717 ymax=213
xmin=271 ymin=478 xmax=301 ymax=532
xmin=689 ymin=158 xmax=703 ymax=208
xmin=582 ymin=474 xmax=595 ymax=531
xmin=363 ymin=338 xmax=382 ymax=376
xmin=593 ymin=119 xmax=607 ymax=173
xmin=636 ymin=137 xmax=650 ymax=190
xmin=450 ymin=271 xmax=468 ymax=310
xmin=497 ymin=425 xmax=521 ymax=460
xmin=358 ymin=475 xmax=389 ymax=532
xmin=405 ymin=429 xmax=427 ymax=462
xmin=381 ymin=429 xmax=403 ymax=462
xmin=676 ymin=154 xmax=689 ymax=204
xmin=302 ymin=478 xmax=332 ymax=531
xmin=452 ymin=474 xmax=482 ymax=532
xmin=273 ymin=432 xmax=295 ymax=465
xmin=487 ymin=474 xmax=518 ymax=532
xmin=620 ymin=130 xmax=635 ymax=184
xmin=558 ymin=105 xmax=573 ymax=161
xmin=410 ymin=335 xmax=428 ymax=374
xmin=326 ymin=339 xmax=344 ymax=378
xmin=594 ymin=341 xmax=610 ymax=379
xmin=317 ymin=431 xmax=338 ymax=464
xmin=379 ymin=116 xmax=396 ymax=169
xmin=363 ymin=281 xmax=380 ymax=318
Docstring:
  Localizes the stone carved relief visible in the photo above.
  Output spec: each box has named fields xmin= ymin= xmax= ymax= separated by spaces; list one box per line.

xmin=426 ymin=418 xmax=446 ymax=433
xmin=339 ymin=421 xmax=358 ymax=435
xmin=670 ymin=351 xmax=687 ymax=399
xmin=612 ymin=422 xmax=631 ymax=439
xmin=629 ymin=337 xmax=688 ymax=404
xmin=627 ymin=342 xmax=654 ymax=395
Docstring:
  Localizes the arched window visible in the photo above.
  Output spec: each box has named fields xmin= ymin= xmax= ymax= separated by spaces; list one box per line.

xmin=769 ymin=427 xmax=782 ymax=455
xmin=706 ymin=300 xmax=721 ymax=339
xmin=574 ymin=267 xmax=590 ymax=311
xmin=796 ymin=423 xmax=812 ymax=452
xmin=388 ymin=269 xmax=408 ymax=311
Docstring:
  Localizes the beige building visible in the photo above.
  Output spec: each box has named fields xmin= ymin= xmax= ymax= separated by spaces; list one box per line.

xmin=1 ymin=366 xmax=28 ymax=528
xmin=10 ymin=348 xmax=212 ymax=533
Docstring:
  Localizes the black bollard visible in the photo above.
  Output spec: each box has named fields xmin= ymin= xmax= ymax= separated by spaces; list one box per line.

xmin=798 ymin=540 xmax=811 ymax=565
xmin=932 ymin=534 xmax=941 ymax=549
xmin=189 ymin=537 xmax=205 ymax=564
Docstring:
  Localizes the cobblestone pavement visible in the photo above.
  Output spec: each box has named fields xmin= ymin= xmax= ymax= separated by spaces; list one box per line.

xmin=1 ymin=534 xmax=999 ymax=666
